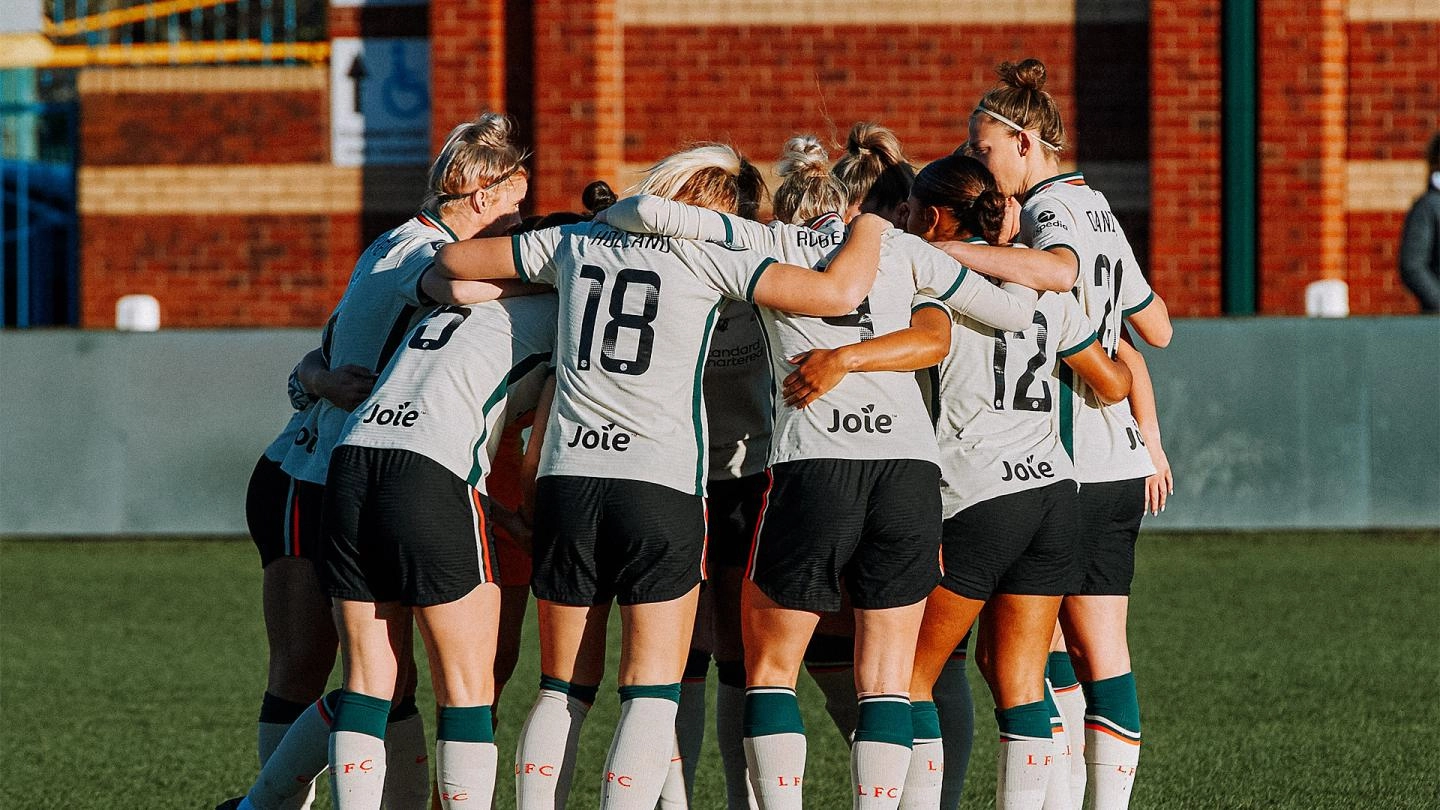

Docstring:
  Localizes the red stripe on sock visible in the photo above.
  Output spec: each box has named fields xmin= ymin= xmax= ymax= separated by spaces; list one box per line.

xmin=1086 ymin=722 xmax=1141 ymax=745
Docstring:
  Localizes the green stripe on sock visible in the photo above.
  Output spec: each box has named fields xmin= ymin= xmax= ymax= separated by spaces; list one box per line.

xmin=1046 ymin=652 xmax=1079 ymax=688
xmin=333 ymin=691 xmax=391 ymax=739
xmin=539 ymin=674 xmax=571 ymax=694
xmin=911 ymin=701 xmax=942 ymax=741
xmin=437 ymin=705 xmax=495 ymax=743
xmin=744 ymin=689 xmax=804 ymax=737
xmin=856 ymin=697 xmax=913 ymax=747
xmin=1082 ymin=672 xmax=1141 ymax=734
xmin=619 ymin=683 xmax=682 ymax=703
xmin=996 ymin=701 xmax=1051 ymax=739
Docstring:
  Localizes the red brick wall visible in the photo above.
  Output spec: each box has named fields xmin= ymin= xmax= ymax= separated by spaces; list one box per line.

xmin=430 ymin=0 xmax=507 ymax=155
xmin=1345 ymin=20 xmax=1438 ymax=315
xmin=1149 ymin=0 xmax=1222 ymax=316
xmin=1347 ymin=211 xmax=1421 ymax=314
xmin=82 ymin=91 xmax=328 ymax=166
xmin=622 ymin=25 xmax=1074 ymax=167
xmin=71 ymin=6 xmax=1440 ymax=327
xmin=81 ymin=215 xmax=354 ymax=327
xmin=1346 ymin=22 xmax=1440 ymax=162
xmin=530 ymin=0 xmax=622 ymax=214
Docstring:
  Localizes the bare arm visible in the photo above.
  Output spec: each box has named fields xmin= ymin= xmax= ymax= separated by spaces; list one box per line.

xmin=782 ymin=305 xmax=953 ymax=409
xmin=420 ymin=269 xmax=549 ymax=305
xmin=433 ymin=237 xmax=520 ymax=281
xmin=294 ymin=347 xmax=376 ymax=412
xmin=751 ymin=213 xmax=886 ymax=317
xmin=1116 ymin=339 xmax=1172 ymax=514
xmin=1061 ymin=341 xmax=1131 ymax=405
xmin=1125 ymin=293 xmax=1173 ymax=348
xmin=931 ymin=241 xmax=1078 ymax=292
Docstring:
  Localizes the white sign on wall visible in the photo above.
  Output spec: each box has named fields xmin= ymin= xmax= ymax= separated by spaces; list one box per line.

xmin=330 ymin=37 xmax=430 ymax=167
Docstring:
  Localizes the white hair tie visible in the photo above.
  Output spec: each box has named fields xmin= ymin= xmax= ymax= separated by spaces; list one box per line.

xmin=976 ymin=105 xmax=1060 ymax=152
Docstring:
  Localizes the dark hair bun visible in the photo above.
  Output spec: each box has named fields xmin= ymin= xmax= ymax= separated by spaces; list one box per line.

xmin=997 ymin=58 xmax=1047 ymax=92
xmin=582 ymin=180 xmax=617 ymax=213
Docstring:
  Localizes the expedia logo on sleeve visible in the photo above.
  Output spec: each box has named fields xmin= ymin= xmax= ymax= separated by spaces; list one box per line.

xmin=566 ymin=422 xmax=633 ymax=451
xmin=1036 ymin=209 xmax=1067 ymax=231
xmin=826 ymin=404 xmax=894 ymax=434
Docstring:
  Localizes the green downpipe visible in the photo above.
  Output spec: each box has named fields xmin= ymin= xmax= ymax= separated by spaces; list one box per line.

xmin=1222 ymin=0 xmax=1258 ymax=315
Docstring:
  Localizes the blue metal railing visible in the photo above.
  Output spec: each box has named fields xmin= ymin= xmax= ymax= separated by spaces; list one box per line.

xmin=2 ymin=69 xmax=78 ymax=329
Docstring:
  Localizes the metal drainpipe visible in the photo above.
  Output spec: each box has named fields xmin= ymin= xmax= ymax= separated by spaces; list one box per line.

xmin=1222 ymin=0 xmax=1259 ymax=315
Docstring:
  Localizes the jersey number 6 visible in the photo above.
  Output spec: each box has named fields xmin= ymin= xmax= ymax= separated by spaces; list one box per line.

xmin=576 ymin=264 xmax=662 ymax=376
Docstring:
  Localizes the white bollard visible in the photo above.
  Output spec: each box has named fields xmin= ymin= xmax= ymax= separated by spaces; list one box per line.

xmin=115 ymin=294 xmax=161 ymax=331
xmin=1304 ymin=279 xmax=1349 ymax=318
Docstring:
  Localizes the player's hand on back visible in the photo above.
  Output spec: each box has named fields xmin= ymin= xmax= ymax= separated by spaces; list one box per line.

xmin=313 ymin=364 xmax=378 ymax=412
xmin=782 ymin=348 xmax=855 ymax=410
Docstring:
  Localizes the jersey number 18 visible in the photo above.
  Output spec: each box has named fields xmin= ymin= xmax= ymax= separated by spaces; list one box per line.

xmin=576 ymin=264 xmax=661 ymax=376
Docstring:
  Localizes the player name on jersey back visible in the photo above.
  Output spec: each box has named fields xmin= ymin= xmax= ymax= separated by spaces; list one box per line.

xmin=1020 ymin=173 xmax=1156 ymax=482
xmin=513 ymin=221 xmax=773 ymax=496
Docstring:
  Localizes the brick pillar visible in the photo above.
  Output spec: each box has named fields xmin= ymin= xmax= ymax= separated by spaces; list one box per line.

xmin=430 ymin=0 xmax=507 ymax=155
xmin=1258 ymin=0 xmax=1348 ymax=314
xmin=531 ymin=0 xmax=622 ymax=214
xmin=1150 ymin=0 xmax=1223 ymax=316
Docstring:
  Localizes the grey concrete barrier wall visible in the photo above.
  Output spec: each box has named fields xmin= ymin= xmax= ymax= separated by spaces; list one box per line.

xmin=1 ymin=318 xmax=1437 ymax=535
xmin=1 ymin=330 xmax=315 ymax=535
xmin=1136 ymin=317 xmax=1439 ymax=530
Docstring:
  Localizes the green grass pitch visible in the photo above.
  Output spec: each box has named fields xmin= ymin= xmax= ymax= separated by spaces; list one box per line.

xmin=2 ymin=531 xmax=1436 ymax=809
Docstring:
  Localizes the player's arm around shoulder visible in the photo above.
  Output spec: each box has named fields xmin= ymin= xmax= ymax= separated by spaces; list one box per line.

xmin=782 ymin=302 xmax=952 ymax=410
xmin=432 ymin=235 xmax=520 ymax=281
xmin=751 ymin=212 xmax=886 ymax=317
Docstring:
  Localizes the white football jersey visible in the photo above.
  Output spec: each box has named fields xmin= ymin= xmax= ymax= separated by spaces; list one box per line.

xmin=336 ymin=295 xmax=556 ymax=493
xmin=934 ymin=278 xmax=1097 ymax=517
xmin=704 ymin=299 xmax=772 ymax=480
xmin=1021 ymin=173 xmax=1156 ymax=482
xmin=677 ymin=213 xmax=1036 ymax=467
xmin=279 ymin=210 xmax=452 ymax=485
xmin=512 ymin=222 xmax=773 ymax=496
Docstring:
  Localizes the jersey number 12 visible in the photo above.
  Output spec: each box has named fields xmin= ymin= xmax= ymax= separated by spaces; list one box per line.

xmin=992 ymin=312 xmax=1051 ymax=412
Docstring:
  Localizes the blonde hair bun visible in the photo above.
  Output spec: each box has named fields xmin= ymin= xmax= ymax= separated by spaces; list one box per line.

xmin=777 ymin=135 xmax=830 ymax=178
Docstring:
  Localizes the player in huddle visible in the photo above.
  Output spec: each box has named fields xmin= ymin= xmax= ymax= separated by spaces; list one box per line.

xmin=940 ymin=59 xmax=1174 ymax=810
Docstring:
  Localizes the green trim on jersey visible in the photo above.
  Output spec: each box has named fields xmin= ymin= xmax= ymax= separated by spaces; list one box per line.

xmin=1058 ymin=365 xmax=1075 ymax=459
xmin=511 ymin=234 xmax=529 ymax=282
xmin=1021 ymin=171 xmax=1086 ymax=204
xmin=937 ymin=266 xmax=969 ymax=301
xmin=745 ymin=258 xmax=776 ymax=302
xmin=465 ymin=351 xmax=553 ymax=486
xmin=1057 ymin=331 xmax=1098 ymax=358
xmin=466 ymin=379 xmax=511 ymax=487
xmin=1122 ymin=290 xmax=1155 ymax=317
xmin=911 ymin=301 xmax=948 ymax=315
xmin=722 ymin=214 xmax=735 ymax=245
xmin=691 ymin=301 xmax=725 ymax=494
xmin=422 ymin=209 xmax=460 ymax=242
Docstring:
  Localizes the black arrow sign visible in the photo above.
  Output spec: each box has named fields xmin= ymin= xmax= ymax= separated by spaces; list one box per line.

xmin=347 ymin=54 xmax=368 ymax=115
